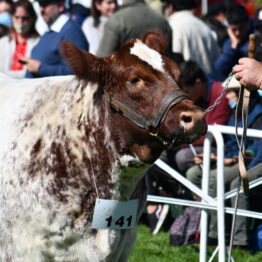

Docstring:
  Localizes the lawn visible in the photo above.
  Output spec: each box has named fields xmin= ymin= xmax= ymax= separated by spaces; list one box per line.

xmin=128 ymin=224 xmax=262 ymax=262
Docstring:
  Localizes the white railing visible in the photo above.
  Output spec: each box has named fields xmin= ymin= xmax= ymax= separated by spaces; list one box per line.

xmin=147 ymin=124 xmax=262 ymax=262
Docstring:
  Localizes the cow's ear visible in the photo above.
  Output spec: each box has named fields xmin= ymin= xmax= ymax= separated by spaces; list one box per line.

xmin=61 ymin=41 xmax=109 ymax=84
xmin=142 ymin=30 xmax=168 ymax=54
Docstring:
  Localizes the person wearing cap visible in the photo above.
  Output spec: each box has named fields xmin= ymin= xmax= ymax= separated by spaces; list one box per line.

xmin=213 ymin=4 xmax=253 ymax=81
xmin=23 ymin=0 xmax=89 ymax=78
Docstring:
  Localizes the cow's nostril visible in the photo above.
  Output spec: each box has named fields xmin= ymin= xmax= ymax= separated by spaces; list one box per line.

xmin=180 ymin=112 xmax=194 ymax=130
xmin=181 ymin=115 xmax=192 ymax=123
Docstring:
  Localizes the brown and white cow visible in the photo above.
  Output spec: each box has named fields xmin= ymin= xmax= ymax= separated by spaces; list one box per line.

xmin=0 ymin=32 xmax=206 ymax=261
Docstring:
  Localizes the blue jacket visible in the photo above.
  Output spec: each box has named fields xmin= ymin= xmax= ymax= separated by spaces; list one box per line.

xmin=26 ymin=18 xmax=88 ymax=78
xmin=225 ymin=103 xmax=262 ymax=159
xmin=213 ymin=38 xmax=249 ymax=81
xmin=247 ymin=139 xmax=262 ymax=170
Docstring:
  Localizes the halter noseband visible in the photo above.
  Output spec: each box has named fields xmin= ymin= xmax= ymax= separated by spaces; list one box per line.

xmin=105 ymin=89 xmax=190 ymax=148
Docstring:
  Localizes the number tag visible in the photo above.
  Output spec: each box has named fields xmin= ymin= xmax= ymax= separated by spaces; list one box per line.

xmin=91 ymin=199 xmax=138 ymax=229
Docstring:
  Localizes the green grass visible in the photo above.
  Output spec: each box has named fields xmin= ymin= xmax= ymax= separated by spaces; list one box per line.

xmin=128 ymin=224 xmax=262 ymax=262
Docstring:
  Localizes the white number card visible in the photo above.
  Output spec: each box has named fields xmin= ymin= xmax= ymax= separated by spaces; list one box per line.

xmin=91 ymin=199 xmax=138 ymax=229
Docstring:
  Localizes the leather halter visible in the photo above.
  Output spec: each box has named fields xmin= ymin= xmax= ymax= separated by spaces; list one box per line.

xmin=105 ymin=89 xmax=190 ymax=148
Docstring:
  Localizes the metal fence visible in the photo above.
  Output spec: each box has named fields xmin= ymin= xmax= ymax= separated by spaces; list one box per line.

xmin=147 ymin=124 xmax=262 ymax=262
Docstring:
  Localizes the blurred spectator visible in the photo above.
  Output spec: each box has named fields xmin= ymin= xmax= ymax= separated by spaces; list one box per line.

xmin=186 ymin=88 xmax=262 ymax=247
xmin=252 ymin=8 xmax=262 ymax=61
xmin=187 ymin=88 xmax=262 ymax=189
xmin=0 ymin=0 xmax=39 ymax=78
xmin=203 ymin=2 xmax=228 ymax=49
xmin=171 ymin=60 xmax=230 ymax=173
xmin=0 ymin=0 xmax=13 ymax=38
xmin=145 ymin=0 xmax=164 ymax=14
xmin=82 ymin=0 xmax=117 ymax=54
xmin=96 ymin=0 xmax=172 ymax=57
xmin=163 ymin=0 xmax=219 ymax=74
xmin=213 ymin=4 xmax=253 ymax=81
xmin=70 ymin=3 xmax=90 ymax=26
xmin=254 ymin=8 xmax=262 ymax=38
xmin=145 ymin=60 xmax=230 ymax=235
xmin=23 ymin=0 xmax=88 ymax=78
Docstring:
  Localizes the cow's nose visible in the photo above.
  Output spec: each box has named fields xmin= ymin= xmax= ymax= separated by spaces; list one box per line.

xmin=179 ymin=111 xmax=206 ymax=132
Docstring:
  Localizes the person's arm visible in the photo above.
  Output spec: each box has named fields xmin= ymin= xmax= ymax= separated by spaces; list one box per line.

xmin=247 ymin=139 xmax=262 ymax=169
xmin=233 ymin=58 xmax=262 ymax=90
xmin=26 ymin=24 xmax=89 ymax=77
xmin=213 ymin=39 xmax=241 ymax=78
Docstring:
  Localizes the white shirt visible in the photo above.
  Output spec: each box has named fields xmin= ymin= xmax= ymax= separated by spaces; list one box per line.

xmin=168 ymin=10 xmax=219 ymax=74
xmin=50 ymin=14 xmax=70 ymax=32
xmin=82 ymin=16 xmax=108 ymax=55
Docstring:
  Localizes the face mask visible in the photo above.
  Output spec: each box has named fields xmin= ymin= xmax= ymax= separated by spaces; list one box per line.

xmin=257 ymin=90 xmax=262 ymax=97
xmin=229 ymin=100 xmax=237 ymax=109
xmin=13 ymin=22 xmax=31 ymax=34
xmin=223 ymin=19 xmax=228 ymax=27
xmin=0 ymin=12 xmax=12 ymax=27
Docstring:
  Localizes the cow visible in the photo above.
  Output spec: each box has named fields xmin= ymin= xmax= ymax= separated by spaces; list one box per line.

xmin=0 ymin=31 xmax=207 ymax=261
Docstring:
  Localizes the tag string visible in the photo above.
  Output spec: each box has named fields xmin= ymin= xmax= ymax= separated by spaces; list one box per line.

xmin=90 ymin=161 xmax=100 ymax=199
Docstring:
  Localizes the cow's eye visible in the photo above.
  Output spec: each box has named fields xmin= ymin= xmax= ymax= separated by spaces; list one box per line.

xmin=129 ymin=78 xmax=140 ymax=84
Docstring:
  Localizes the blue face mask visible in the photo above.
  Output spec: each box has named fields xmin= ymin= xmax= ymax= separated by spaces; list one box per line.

xmin=0 ymin=12 xmax=12 ymax=27
xmin=257 ymin=90 xmax=262 ymax=97
xmin=229 ymin=100 xmax=237 ymax=109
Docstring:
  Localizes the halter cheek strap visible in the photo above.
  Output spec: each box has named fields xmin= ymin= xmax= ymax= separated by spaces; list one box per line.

xmin=105 ymin=89 xmax=190 ymax=148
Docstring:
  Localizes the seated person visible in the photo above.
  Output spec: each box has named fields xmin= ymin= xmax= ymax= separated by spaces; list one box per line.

xmin=172 ymin=60 xmax=230 ymax=174
xmin=186 ymin=89 xmax=262 ymax=248
xmin=213 ymin=4 xmax=252 ymax=81
xmin=208 ymin=141 xmax=262 ymax=248
xmin=24 ymin=0 xmax=89 ymax=78
xmin=187 ymin=88 xmax=262 ymax=188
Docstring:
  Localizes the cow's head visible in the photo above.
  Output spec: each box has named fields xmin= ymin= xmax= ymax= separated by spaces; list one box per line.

xmin=61 ymin=32 xmax=207 ymax=162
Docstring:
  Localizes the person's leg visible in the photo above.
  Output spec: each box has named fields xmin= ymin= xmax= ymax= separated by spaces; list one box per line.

xmin=230 ymin=163 xmax=262 ymax=246
xmin=175 ymin=147 xmax=203 ymax=173
xmin=186 ymin=165 xmax=203 ymax=188
xmin=208 ymin=164 xmax=239 ymax=240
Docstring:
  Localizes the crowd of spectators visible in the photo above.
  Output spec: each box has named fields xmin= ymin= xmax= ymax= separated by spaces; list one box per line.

xmin=0 ymin=0 xmax=262 ymax=254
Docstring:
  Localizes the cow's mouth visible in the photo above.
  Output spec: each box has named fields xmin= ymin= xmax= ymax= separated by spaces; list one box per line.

xmin=172 ymin=133 xmax=204 ymax=147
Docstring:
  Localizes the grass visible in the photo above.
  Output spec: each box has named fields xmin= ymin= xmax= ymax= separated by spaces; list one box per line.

xmin=128 ymin=224 xmax=262 ymax=262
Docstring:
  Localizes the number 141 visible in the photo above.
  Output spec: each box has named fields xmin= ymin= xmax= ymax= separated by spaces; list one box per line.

xmin=105 ymin=215 xmax=133 ymax=227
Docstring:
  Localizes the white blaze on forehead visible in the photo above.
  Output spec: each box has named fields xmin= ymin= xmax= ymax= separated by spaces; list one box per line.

xmin=130 ymin=39 xmax=164 ymax=72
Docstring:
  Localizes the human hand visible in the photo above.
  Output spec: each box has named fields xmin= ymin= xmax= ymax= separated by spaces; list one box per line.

xmin=227 ymin=27 xmax=240 ymax=49
xmin=224 ymin=157 xmax=237 ymax=166
xmin=21 ymin=58 xmax=41 ymax=73
xmin=193 ymin=153 xmax=217 ymax=165
xmin=233 ymin=58 xmax=262 ymax=90
xmin=194 ymin=153 xmax=203 ymax=165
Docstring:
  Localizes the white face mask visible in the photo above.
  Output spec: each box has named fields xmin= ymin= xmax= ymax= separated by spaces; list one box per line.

xmin=13 ymin=22 xmax=31 ymax=34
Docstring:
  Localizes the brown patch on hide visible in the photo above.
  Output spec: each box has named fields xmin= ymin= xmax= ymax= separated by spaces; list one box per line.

xmin=31 ymin=139 xmax=42 ymax=155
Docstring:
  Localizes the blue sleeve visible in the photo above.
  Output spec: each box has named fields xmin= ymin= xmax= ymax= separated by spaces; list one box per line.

xmin=213 ymin=40 xmax=241 ymax=80
xmin=247 ymin=139 xmax=262 ymax=170
xmin=38 ymin=23 xmax=89 ymax=77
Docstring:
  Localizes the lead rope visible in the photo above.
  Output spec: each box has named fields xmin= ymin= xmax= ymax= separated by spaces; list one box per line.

xmin=200 ymin=64 xmax=250 ymax=261
xmin=227 ymin=34 xmax=256 ymax=262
